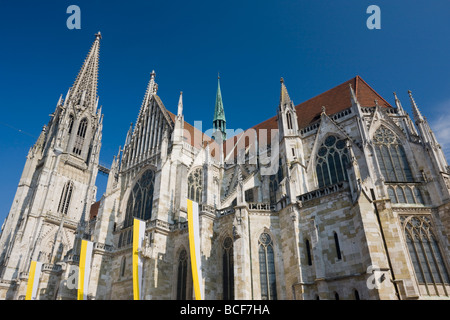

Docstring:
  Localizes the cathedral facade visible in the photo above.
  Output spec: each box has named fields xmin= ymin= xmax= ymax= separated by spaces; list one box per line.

xmin=0 ymin=34 xmax=449 ymax=300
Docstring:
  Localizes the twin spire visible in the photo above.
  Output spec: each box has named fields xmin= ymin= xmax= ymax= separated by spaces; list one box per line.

xmin=66 ymin=32 xmax=101 ymax=111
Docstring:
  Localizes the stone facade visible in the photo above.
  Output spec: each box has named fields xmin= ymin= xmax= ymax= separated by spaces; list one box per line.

xmin=0 ymin=34 xmax=449 ymax=300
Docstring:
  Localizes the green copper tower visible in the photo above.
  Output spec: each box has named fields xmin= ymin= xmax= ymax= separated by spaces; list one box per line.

xmin=213 ymin=75 xmax=226 ymax=141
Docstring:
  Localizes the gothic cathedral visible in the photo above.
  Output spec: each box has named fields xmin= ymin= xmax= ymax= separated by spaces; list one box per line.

xmin=0 ymin=34 xmax=449 ymax=300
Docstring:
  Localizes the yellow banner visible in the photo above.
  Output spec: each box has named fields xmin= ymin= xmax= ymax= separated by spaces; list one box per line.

xmin=25 ymin=261 xmax=42 ymax=300
xmin=133 ymin=218 xmax=145 ymax=300
xmin=77 ymin=239 xmax=93 ymax=300
xmin=187 ymin=199 xmax=203 ymax=300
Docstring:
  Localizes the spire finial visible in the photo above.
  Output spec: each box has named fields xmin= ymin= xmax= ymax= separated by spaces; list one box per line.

xmin=95 ymin=31 xmax=102 ymax=40
xmin=177 ymin=91 xmax=183 ymax=117
xmin=393 ymin=92 xmax=405 ymax=115
xmin=408 ymin=90 xmax=424 ymax=122
xmin=279 ymin=77 xmax=292 ymax=107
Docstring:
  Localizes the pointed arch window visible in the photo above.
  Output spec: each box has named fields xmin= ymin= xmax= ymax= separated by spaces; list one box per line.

xmin=258 ymin=233 xmax=277 ymax=300
xmin=188 ymin=167 xmax=203 ymax=203
xmin=387 ymin=185 xmax=425 ymax=205
xmin=286 ymin=112 xmax=293 ymax=130
xmin=73 ymin=118 xmax=88 ymax=156
xmin=57 ymin=181 xmax=73 ymax=215
xmin=222 ymin=237 xmax=234 ymax=300
xmin=373 ymin=126 xmax=413 ymax=182
xmin=176 ymin=249 xmax=188 ymax=300
xmin=315 ymin=135 xmax=349 ymax=188
xmin=400 ymin=216 xmax=450 ymax=288
xmin=124 ymin=170 xmax=155 ymax=228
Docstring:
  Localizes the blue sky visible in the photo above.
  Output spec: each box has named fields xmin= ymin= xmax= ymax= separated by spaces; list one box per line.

xmin=1 ymin=0 xmax=450 ymax=224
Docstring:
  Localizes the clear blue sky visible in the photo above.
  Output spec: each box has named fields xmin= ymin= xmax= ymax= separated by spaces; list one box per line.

xmin=1 ymin=1 xmax=450 ymax=224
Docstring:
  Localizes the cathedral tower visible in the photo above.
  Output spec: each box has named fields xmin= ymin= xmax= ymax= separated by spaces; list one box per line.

xmin=0 ymin=33 xmax=103 ymax=299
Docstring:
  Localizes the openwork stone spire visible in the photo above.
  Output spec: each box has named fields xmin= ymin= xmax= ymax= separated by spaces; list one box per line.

xmin=66 ymin=32 xmax=101 ymax=111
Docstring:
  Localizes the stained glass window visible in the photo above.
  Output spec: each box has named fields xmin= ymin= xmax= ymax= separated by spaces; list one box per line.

xmin=401 ymin=216 xmax=450 ymax=286
xmin=387 ymin=185 xmax=425 ymax=205
xmin=373 ymin=126 xmax=413 ymax=182
xmin=124 ymin=170 xmax=155 ymax=228
xmin=315 ymin=135 xmax=349 ymax=188
xmin=259 ymin=233 xmax=277 ymax=300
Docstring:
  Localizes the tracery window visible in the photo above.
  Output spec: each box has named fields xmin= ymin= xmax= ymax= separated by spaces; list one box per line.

xmin=222 ymin=237 xmax=234 ymax=300
xmin=57 ymin=181 xmax=73 ymax=215
xmin=387 ymin=185 xmax=425 ymax=205
xmin=176 ymin=249 xmax=188 ymax=300
xmin=73 ymin=118 xmax=88 ymax=156
xmin=315 ymin=135 xmax=349 ymax=188
xmin=124 ymin=170 xmax=155 ymax=228
xmin=188 ymin=167 xmax=203 ymax=203
xmin=373 ymin=126 xmax=413 ymax=182
xmin=258 ymin=233 xmax=277 ymax=300
xmin=400 ymin=216 xmax=450 ymax=287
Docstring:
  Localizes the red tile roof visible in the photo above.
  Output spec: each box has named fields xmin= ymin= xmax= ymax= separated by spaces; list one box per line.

xmin=168 ymin=76 xmax=392 ymax=159
xmin=294 ymin=75 xmax=391 ymax=129
xmin=222 ymin=75 xmax=392 ymax=157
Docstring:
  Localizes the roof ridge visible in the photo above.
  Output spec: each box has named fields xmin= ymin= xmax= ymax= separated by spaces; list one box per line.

xmin=356 ymin=75 xmax=392 ymax=108
xmin=294 ymin=76 xmax=357 ymax=109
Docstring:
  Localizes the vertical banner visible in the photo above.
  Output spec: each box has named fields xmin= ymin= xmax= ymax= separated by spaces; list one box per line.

xmin=133 ymin=218 xmax=145 ymax=300
xmin=25 ymin=261 xmax=42 ymax=300
xmin=187 ymin=199 xmax=203 ymax=300
xmin=77 ymin=239 xmax=93 ymax=300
